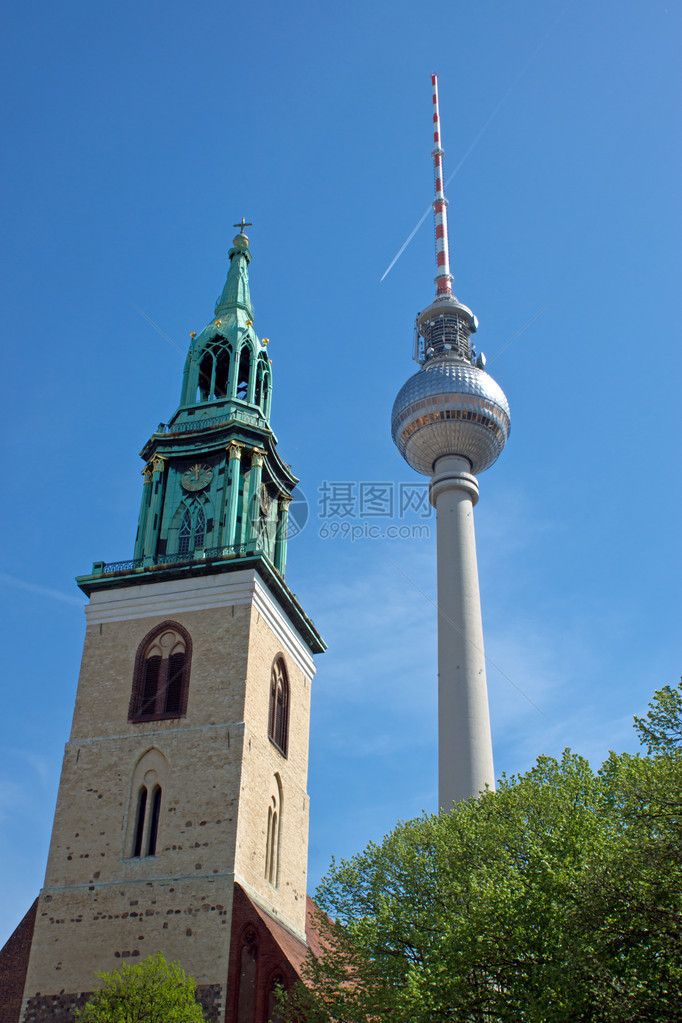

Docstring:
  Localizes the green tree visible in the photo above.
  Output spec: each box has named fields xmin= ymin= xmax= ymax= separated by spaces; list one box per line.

xmin=634 ymin=677 xmax=682 ymax=752
xmin=284 ymin=682 xmax=682 ymax=1023
xmin=77 ymin=952 xmax=205 ymax=1023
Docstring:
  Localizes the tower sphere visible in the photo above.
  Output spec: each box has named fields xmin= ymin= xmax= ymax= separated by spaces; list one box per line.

xmin=391 ymin=353 xmax=510 ymax=476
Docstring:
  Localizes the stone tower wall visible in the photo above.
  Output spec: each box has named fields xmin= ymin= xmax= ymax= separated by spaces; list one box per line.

xmin=20 ymin=568 xmax=317 ymax=1022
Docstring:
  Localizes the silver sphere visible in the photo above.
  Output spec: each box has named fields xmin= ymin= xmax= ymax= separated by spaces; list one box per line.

xmin=391 ymin=355 xmax=510 ymax=476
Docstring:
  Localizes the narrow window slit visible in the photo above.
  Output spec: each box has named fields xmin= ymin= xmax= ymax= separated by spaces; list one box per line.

xmin=132 ymin=787 xmax=147 ymax=858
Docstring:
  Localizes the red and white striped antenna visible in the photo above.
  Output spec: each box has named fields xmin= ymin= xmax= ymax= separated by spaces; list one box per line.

xmin=431 ymin=74 xmax=454 ymax=297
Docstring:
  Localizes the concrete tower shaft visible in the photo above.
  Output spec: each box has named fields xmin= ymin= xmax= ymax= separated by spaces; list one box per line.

xmin=430 ymin=455 xmax=494 ymax=806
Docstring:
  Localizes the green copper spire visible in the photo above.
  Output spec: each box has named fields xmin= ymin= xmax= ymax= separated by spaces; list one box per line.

xmin=77 ymin=221 xmax=324 ymax=655
xmin=215 ymin=227 xmax=254 ymax=320
xmin=178 ymin=225 xmax=271 ymax=418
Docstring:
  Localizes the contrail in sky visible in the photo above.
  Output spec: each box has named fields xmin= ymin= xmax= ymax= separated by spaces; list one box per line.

xmin=0 ymin=572 xmax=84 ymax=607
xmin=380 ymin=10 xmax=567 ymax=283
xmin=488 ymin=302 xmax=550 ymax=365
xmin=131 ymin=302 xmax=185 ymax=355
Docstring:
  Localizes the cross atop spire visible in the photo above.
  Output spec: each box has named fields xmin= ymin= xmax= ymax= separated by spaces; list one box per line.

xmin=233 ymin=218 xmax=252 ymax=234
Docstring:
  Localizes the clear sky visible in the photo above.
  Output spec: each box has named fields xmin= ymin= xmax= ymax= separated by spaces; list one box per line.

xmin=1 ymin=0 xmax=680 ymax=946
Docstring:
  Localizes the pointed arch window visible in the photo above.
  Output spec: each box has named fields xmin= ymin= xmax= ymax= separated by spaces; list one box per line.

xmin=198 ymin=351 xmax=214 ymax=401
xmin=178 ymin=507 xmax=192 ymax=556
xmin=132 ymin=786 xmax=147 ymax=857
xmin=214 ymin=346 xmax=231 ymax=398
xmin=255 ymin=355 xmax=270 ymax=414
xmin=130 ymin=784 xmax=162 ymax=857
xmin=268 ymin=659 xmax=289 ymax=756
xmin=125 ymin=748 xmax=168 ymax=860
xmin=264 ymin=774 xmax=283 ymax=887
xmin=129 ymin=622 xmax=192 ymax=722
xmin=177 ymin=502 xmax=207 ymax=557
xmin=236 ymin=345 xmax=251 ymax=401
xmin=267 ymin=973 xmax=286 ymax=1023
xmin=147 ymin=785 xmax=162 ymax=855
xmin=197 ymin=340 xmax=233 ymax=402
xmin=194 ymin=506 xmax=205 ymax=550
xmin=235 ymin=928 xmax=258 ymax=1023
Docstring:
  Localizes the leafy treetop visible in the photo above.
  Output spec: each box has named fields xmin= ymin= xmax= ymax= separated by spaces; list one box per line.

xmin=77 ymin=952 xmax=204 ymax=1023
xmin=283 ymin=680 xmax=682 ymax=1023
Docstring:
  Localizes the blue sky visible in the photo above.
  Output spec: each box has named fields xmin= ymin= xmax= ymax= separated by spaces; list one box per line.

xmin=1 ymin=0 xmax=680 ymax=945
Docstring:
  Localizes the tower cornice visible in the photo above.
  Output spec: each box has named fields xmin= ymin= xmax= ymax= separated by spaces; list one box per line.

xmin=77 ymin=554 xmax=325 ymax=655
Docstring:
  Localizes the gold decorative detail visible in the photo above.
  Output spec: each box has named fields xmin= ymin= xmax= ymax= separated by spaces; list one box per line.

xmin=227 ymin=441 xmax=244 ymax=459
xmin=215 ymin=319 xmax=222 ymax=327
xmin=141 ymin=466 xmax=154 ymax=482
xmin=261 ymin=337 xmax=269 ymax=345
xmin=250 ymin=447 xmax=266 ymax=467
xmin=150 ymin=454 xmax=166 ymax=473
xmin=279 ymin=494 xmax=293 ymax=508
xmin=190 ymin=331 xmax=197 ymax=339
xmin=246 ymin=320 xmax=253 ymax=327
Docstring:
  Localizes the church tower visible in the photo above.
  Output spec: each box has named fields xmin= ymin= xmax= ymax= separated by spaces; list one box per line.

xmin=18 ymin=224 xmax=325 ymax=1022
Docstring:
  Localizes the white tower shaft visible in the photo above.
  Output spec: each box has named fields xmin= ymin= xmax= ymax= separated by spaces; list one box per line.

xmin=430 ymin=455 xmax=495 ymax=808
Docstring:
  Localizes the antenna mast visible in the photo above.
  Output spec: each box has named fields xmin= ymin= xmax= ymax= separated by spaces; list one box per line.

xmin=431 ymin=74 xmax=453 ymax=297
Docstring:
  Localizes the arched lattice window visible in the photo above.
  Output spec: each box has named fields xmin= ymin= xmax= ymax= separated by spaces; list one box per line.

xmin=197 ymin=340 xmax=232 ymax=402
xmin=129 ymin=622 xmax=192 ymax=722
xmin=268 ymin=659 xmax=289 ymax=755
xmin=177 ymin=503 xmax=206 ymax=557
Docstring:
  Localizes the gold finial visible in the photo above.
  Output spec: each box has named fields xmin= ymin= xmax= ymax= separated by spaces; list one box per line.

xmin=215 ymin=319 xmax=222 ymax=326
xmin=246 ymin=319 xmax=253 ymax=327
xmin=262 ymin=337 xmax=269 ymax=346
xmin=232 ymin=218 xmax=252 ymax=249
xmin=190 ymin=331 xmax=197 ymax=339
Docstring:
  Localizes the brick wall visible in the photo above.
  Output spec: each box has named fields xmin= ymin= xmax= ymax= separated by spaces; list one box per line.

xmin=0 ymin=900 xmax=37 ymax=1023
xmin=225 ymin=884 xmax=308 ymax=1023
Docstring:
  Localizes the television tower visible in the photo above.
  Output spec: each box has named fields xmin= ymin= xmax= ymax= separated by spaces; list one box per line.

xmin=391 ymin=75 xmax=511 ymax=809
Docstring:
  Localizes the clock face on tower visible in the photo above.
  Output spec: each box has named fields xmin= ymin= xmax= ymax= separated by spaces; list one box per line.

xmin=180 ymin=463 xmax=214 ymax=492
